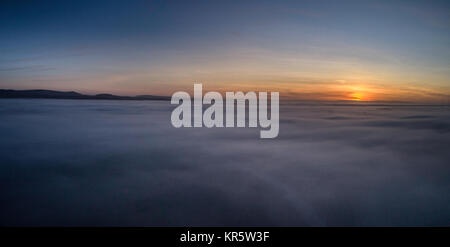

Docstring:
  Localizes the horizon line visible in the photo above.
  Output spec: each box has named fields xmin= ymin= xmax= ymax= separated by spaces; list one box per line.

xmin=1 ymin=88 xmax=450 ymax=106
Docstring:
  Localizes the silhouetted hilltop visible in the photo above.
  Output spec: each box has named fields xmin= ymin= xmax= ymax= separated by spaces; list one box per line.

xmin=0 ymin=89 xmax=170 ymax=101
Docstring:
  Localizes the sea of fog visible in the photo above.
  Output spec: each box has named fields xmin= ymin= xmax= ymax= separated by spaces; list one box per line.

xmin=0 ymin=99 xmax=449 ymax=226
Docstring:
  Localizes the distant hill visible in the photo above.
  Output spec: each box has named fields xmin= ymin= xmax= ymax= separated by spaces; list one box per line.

xmin=0 ymin=89 xmax=170 ymax=101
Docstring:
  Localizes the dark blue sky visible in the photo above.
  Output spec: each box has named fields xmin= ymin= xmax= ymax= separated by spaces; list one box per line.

xmin=1 ymin=0 xmax=449 ymax=102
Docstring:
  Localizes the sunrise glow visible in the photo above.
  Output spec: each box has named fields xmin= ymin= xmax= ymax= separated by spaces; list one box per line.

xmin=0 ymin=1 xmax=448 ymax=104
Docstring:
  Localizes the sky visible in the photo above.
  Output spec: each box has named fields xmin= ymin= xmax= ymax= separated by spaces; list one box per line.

xmin=0 ymin=0 xmax=449 ymax=103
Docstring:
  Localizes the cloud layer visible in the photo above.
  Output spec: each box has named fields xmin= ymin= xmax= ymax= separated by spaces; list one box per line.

xmin=0 ymin=99 xmax=449 ymax=226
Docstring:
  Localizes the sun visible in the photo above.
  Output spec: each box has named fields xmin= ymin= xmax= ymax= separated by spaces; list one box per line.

xmin=351 ymin=92 xmax=363 ymax=101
